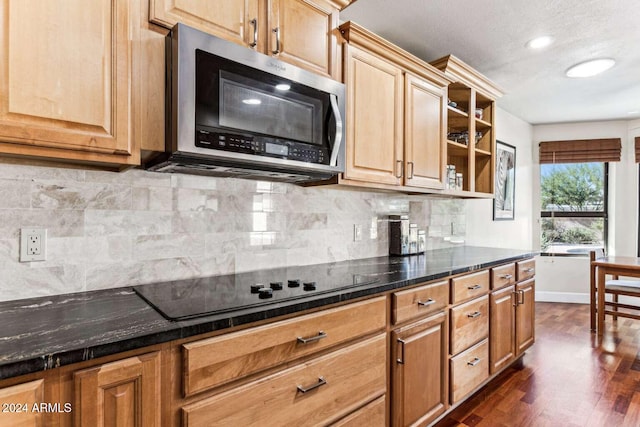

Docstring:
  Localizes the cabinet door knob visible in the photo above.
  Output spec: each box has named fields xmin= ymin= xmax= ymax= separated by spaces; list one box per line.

xmin=249 ymin=18 xmax=258 ymax=47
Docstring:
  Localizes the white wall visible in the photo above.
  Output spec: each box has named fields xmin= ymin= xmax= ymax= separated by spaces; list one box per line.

xmin=465 ymin=108 xmax=534 ymax=250
xmin=532 ymin=120 xmax=638 ymax=302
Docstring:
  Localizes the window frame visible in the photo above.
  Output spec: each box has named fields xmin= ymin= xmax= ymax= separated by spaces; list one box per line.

xmin=539 ymin=162 xmax=608 ymax=257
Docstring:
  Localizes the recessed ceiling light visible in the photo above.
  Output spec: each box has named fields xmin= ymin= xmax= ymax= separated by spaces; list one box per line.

xmin=526 ymin=36 xmax=553 ymax=49
xmin=628 ymin=111 xmax=639 ymax=115
xmin=566 ymin=58 xmax=615 ymax=78
xmin=275 ymin=83 xmax=291 ymax=91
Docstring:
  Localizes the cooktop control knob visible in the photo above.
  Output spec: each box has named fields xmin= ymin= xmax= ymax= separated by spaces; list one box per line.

xmin=258 ymin=288 xmax=273 ymax=299
xmin=250 ymin=284 xmax=265 ymax=293
xmin=270 ymin=281 xmax=283 ymax=290
xmin=288 ymin=279 xmax=301 ymax=288
xmin=303 ymin=282 xmax=317 ymax=291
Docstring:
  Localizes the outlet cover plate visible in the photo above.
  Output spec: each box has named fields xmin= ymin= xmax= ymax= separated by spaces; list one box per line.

xmin=20 ymin=228 xmax=47 ymax=262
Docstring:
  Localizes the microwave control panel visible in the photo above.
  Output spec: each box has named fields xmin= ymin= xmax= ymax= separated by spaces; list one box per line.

xmin=195 ymin=129 xmax=329 ymax=165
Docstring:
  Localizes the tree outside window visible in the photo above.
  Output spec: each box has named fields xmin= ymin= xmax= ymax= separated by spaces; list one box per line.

xmin=540 ymin=162 xmax=606 ymax=255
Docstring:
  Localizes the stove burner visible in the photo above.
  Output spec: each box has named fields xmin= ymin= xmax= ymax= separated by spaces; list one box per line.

xmin=303 ymin=281 xmax=317 ymax=291
xmin=250 ymin=284 xmax=265 ymax=293
xmin=258 ymin=288 xmax=273 ymax=299
xmin=270 ymin=281 xmax=283 ymax=290
xmin=288 ymin=279 xmax=301 ymax=288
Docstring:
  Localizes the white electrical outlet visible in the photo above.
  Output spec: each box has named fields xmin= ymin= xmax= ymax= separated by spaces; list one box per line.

xmin=20 ymin=228 xmax=47 ymax=262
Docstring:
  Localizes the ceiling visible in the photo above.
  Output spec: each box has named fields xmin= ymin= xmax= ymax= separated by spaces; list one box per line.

xmin=341 ymin=0 xmax=640 ymax=125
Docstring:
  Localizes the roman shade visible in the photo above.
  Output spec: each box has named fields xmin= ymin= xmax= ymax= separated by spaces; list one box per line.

xmin=539 ymin=138 xmax=621 ymax=164
xmin=635 ymin=137 xmax=640 ymax=162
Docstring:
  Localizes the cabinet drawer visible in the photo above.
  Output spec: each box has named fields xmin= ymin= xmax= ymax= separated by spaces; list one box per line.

xmin=450 ymin=295 xmax=489 ymax=355
xmin=182 ymin=334 xmax=387 ymax=427
xmin=517 ymin=259 xmax=536 ymax=281
xmin=450 ymin=339 xmax=489 ymax=404
xmin=491 ymin=263 xmax=516 ymax=289
xmin=392 ymin=280 xmax=448 ymax=324
xmin=182 ymin=297 xmax=386 ymax=396
xmin=451 ymin=270 xmax=489 ymax=304
xmin=333 ymin=395 xmax=386 ymax=426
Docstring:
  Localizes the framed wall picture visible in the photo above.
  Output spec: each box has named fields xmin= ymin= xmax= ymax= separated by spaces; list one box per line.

xmin=493 ymin=141 xmax=516 ymax=220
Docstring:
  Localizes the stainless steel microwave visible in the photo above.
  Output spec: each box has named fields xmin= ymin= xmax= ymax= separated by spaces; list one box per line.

xmin=147 ymin=23 xmax=345 ymax=183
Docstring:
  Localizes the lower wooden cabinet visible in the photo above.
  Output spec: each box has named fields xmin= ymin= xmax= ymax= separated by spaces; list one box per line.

xmin=516 ymin=279 xmax=536 ymax=354
xmin=182 ymin=334 xmax=386 ymax=427
xmin=489 ymin=285 xmax=516 ymax=374
xmin=0 ymin=379 xmax=45 ymax=427
xmin=74 ymin=351 xmax=162 ymax=427
xmin=450 ymin=339 xmax=489 ymax=404
xmin=391 ymin=311 xmax=448 ymax=427
xmin=489 ymin=275 xmax=535 ymax=374
xmin=0 ymin=260 xmax=535 ymax=427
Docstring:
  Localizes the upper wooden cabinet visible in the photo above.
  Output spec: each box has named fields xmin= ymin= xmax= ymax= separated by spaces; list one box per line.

xmin=343 ymin=44 xmax=404 ymax=185
xmin=430 ymin=55 xmax=503 ymax=196
xmin=0 ymin=0 xmax=139 ymax=167
xmin=339 ymin=22 xmax=450 ymax=192
xmin=149 ymin=0 xmax=347 ymax=78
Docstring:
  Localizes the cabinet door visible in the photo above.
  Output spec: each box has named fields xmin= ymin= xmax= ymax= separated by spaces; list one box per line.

xmin=404 ymin=73 xmax=446 ymax=189
xmin=392 ymin=311 xmax=448 ymax=427
xmin=489 ymin=285 xmax=516 ymax=374
xmin=149 ymin=0 xmax=260 ymax=49
xmin=0 ymin=0 xmax=138 ymax=166
xmin=74 ymin=352 xmax=161 ymax=427
xmin=516 ymin=279 xmax=535 ymax=355
xmin=0 ymin=379 xmax=44 ymax=427
xmin=269 ymin=0 xmax=338 ymax=77
xmin=344 ymin=45 xmax=404 ymax=185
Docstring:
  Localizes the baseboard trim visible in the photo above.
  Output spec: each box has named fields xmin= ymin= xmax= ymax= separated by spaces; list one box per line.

xmin=535 ymin=291 xmax=589 ymax=304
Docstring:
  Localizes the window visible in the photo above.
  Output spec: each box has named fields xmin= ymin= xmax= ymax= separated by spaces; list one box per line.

xmin=540 ymin=162 xmax=607 ymax=255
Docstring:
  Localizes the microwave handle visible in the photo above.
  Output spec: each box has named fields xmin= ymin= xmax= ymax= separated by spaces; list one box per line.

xmin=329 ymin=93 xmax=343 ymax=167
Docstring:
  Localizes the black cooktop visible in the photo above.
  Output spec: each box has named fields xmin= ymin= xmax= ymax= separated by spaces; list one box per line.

xmin=133 ymin=263 xmax=387 ymax=321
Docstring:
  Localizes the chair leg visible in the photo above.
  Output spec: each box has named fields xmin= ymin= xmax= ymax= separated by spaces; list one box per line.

xmin=613 ymin=294 xmax=618 ymax=321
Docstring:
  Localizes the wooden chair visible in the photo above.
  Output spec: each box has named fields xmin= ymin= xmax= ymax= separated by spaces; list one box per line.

xmin=590 ymin=250 xmax=640 ymax=329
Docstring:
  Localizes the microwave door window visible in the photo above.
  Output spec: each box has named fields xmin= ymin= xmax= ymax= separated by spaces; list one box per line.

xmin=218 ymin=71 xmax=323 ymax=145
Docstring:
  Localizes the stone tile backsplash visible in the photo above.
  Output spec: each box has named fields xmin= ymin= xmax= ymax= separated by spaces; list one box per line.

xmin=0 ymin=161 xmax=466 ymax=301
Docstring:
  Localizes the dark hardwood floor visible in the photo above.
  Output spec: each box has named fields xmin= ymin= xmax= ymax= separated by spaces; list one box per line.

xmin=436 ymin=302 xmax=640 ymax=427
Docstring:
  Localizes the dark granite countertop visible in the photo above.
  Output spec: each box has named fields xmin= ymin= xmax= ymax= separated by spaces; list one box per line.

xmin=0 ymin=246 xmax=535 ymax=380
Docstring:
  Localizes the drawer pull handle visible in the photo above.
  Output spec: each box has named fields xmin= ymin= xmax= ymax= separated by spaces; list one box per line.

xmin=417 ymin=298 xmax=436 ymax=306
xmin=467 ymin=311 xmax=482 ymax=319
xmin=500 ymin=274 xmax=513 ymax=280
xmin=524 ymin=268 xmax=535 ymax=273
xmin=297 ymin=331 xmax=327 ymax=344
xmin=249 ymin=18 xmax=258 ymax=47
xmin=396 ymin=160 xmax=404 ymax=178
xmin=297 ymin=376 xmax=327 ymax=393
xmin=467 ymin=357 xmax=481 ymax=367
xmin=397 ymin=339 xmax=406 ymax=364
xmin=467 ymin=284 xmax=482 ymax=290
